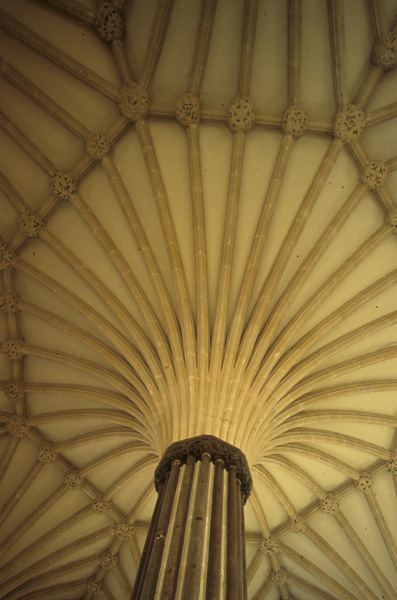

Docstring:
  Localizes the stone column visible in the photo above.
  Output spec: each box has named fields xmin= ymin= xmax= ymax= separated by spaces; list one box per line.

xmin=131 ymin=435 xmax=252 ymax=600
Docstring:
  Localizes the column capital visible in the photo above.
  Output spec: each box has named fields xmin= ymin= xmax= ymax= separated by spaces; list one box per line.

xmin=154 ymin=435 xmax=252 ymax=501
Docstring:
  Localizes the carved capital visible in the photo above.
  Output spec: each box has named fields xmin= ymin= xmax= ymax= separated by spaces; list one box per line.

xmin=372 ymin=32 xmax=397 ymax=70
xmin=2 ymin=338 xmax=24 ymax=360
xmin=0 ymin=292 xmax=19 ymax=313
xmin=95 ymin=3 xmax=123 ymax=42
xmin=0 ymin=242 xmax=14 ymax=271
xmin=5 ymin=382 xmax=25 ymax=401
xmin=51 ymin=173 xmax=77 ymax=200
xmin=228 ymin=97 xmax=255 ymax=133
xmin=64 ymin=470 xmax=84 ymax=489
xmin=386 ymin=209 xmax=397 ymax=233
xmin=19 ymin=211 xmax=44 ymax=237
xmin=289 ymin=515 xmax=307 ymax=533
xmin=175 ymin=93 xmax=200 ymax=126
xmin=86 ymin=132 xmax=111 ymax=160
xmin=282 ymin=105 xmax=308 ymax=137
xmin=319 ymin=494 xmax=339 ymax=514
xmin=360 ymin=161 xmax=387 ymax=190
xmin=271 ymin=567 xmax=287 ymax=584
xmin=334 ymin=105 xmax=364 ymax=142
xmin=355 ymin=473 xmax=373 ymax=493
xmin=386 ymin=457 xmax=397 ymax=475
xmin=7 ymin=416 xmax=30 ymax=438
xmin=259 ymin=536 xmax=279 ymax=555
xmin=119 ymin=84 xmax=149 ymax=121
xmin=101 ymin=549 xmax=118 ymax=569
xmin=155 ymin=435 xmax=252 ymax=501
xmin=113 ymin=521 xmax=135 ymax=540
xmin=38 ymin=444 xmax=57 ymax=463
xmin=86 ymin=578 xmax=102 ymax=593
xmin=91 ymin=497 xmax=110 ymax=513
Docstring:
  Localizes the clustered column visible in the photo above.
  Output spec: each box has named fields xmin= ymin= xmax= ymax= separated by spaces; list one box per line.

xmin=131 ymin=435 xmax=252 ymax=600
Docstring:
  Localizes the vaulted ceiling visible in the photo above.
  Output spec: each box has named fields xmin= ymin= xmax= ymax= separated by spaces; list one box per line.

xmin=0 ymin=0 xmax=397 ymax=599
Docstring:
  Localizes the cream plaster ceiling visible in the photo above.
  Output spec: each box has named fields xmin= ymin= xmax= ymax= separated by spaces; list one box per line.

xmin=0 ymin=0 xmax=397 ymax=599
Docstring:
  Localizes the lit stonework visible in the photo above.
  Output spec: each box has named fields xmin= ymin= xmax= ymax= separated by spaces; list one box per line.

xmin=6 ymin=416 xmax=30 ymax=438
xmin=113 ymin=521 xmax=135 ymax=541
xmin=1 ymin=338 xmax=24 ymax=360
xmin=175 ymin=93 xmax=200 ymax=126
xmin=289 ymin=515 xmax=307 ymax=533
xmin=319 ymin=495 xmax=339 ymax=514
xmin=282 ymin=105 xmax=308 ymax=137
xmin=119 ymin=84 xmax=149 ymax=121
xmin=91 ymin=497 xmax=110 ymax=513
xmin=4 ymin=382 xmax=25 ymax=402
xmin=360 ymin=161 xmax=388 ymax=190
xmin=100 ymin=549 xmax=118 ymax=569
xmin=0 ymin=292 xmax=19 ymax=313
xmin=18 ymin=210 xmax=44 ymax=237
xmin=271 ymin=567 xmax=287 ymax=585
xmin=386 ymin=457 xmax=397 ymax=475
xmin=355 ymin=473 xmax=373 ymax=493
xmin=86 ymin=578 xmax=102 ymax=594
xmin=95 ymin=3 xmax=123 ymax=42
xmin=334 ymin=105 xmax=365 ymax=142
xmin=51 ymin=173 xmax=77 ymax=200
xmin=38 ymin=444 xmax=57 ymax=464
xmin=372 ymin=32 xmax=397 ymax=70
xmin=86 ymin=132 xmax=111 ymax=160
xmin=228 ymin=97 xmax=255 ymax=133
xmin=0 ymin=242 xmax=13 ymax=271
xmin=64 ymin=471 xmax=84 ymax=489
xmin=259 ymin=536 xmax=279 ymax=555
xmin=386 ymin=209 xmax=397 ymax=232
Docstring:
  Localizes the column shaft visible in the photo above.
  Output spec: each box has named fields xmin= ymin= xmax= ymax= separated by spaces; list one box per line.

xmin=131 ymin=435 xmax=252 ymax=600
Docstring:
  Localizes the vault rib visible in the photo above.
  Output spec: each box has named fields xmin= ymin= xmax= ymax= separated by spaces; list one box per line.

xmin=306 ymin=524 xmax=379 ymax=600
xmin=271 ymin=443 xmax=360 ymax=480
xmin=135 ymin=120 xmax=195 ymax=441
xmin=259 ymin=455 xmax=331 ymax=498
xmin=138 ymin=0 xmax=176 ymax=89
xmin=231 ymin=138 xmax=344 ymax=434
xmin=31 ymin=0 xmax=96 ymax=26
xmin=13 ymin=243 xmax=168 ymax=393
xmin=328 ymin=0 xmax=348 ymax=110
xmin=17 ymin=299 xmax=155 ymax=400
xmin=188 ymin=0 xmax=218 ymax=95
xmin=19 ymin=343 xmax=157 ymax=428
xmin=182 ymin=0 xmax=219 ymax=433
xmin=0 ymin=9 xmax=119 ymax=100
xmin=101 ymin=154 xmax=181 ymax=430
xmin=245 ymin=177 xmax=369 ymax=390
xmin=269 ymin=379 xmax=397 ymax=429
xmin=368 ymin=0 xmax=388 ymax=41
xmin=365 ymin=490 xmax=397 ymax=570
xmin=209 ymin=0 xmax=258 ymax=437
xmin=286 ymin=573 xmax=340 ymax=600
xmin=252 ymin=465 xmax=297 ymax=518
xmin=365 ymin=101 xmax=397 ymax=126
xmin=0 ymin=528 xmax=113 ymax=596
xmin=0 ymin=461 xmax=43 ymax=529
xmin=0 ymin=58 xmax=91 ymax=139
xmin=0 ymin=108 xmax=57 ymax=176
xmin=256 ymin=271 xmax=397 ymax=402
xmin=250 ymin=223 xmax=393 ymax=399
xmin=223 ymin=133 xmax=295 ymax=446
xmin=335 ymin=509 xmax=397 ymax=600
xmin=278 ymin=541 xmax=361 ymax=600
xmin=288 ymin=0 xmax=302 ymax=105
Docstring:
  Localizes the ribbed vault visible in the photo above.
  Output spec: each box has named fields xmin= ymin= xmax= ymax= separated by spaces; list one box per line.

xmin=0 ymin=0 xmax=397 ymax=598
